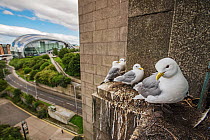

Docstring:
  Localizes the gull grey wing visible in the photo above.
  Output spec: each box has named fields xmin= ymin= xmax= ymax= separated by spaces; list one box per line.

xmin=137 ymin=73 xmax=162 ymax=98
xmin=114 ymin=70 xmax=136 ymax=82
xmin=106 ymin=67 xmax=120 ymax=80
xmin=122 ymin=71 xmax=136 ymax=82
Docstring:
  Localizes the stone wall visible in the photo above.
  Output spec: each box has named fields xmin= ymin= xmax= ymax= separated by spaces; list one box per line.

xmin=79 ymin=0 xmax=209 ymax=139
xmin=78 ymin=0 xmax=128 ymax=139
xmin=127 ymin=0 xmax=209 ymax=97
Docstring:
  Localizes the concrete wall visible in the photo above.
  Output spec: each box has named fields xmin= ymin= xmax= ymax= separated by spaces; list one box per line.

xmin=127 ymin=0 xmax=209 ymax=97
xmin=78 ymin=0 xmax=128 ymax=139
xmin=79 ymin=0 xmax=209 ymax=139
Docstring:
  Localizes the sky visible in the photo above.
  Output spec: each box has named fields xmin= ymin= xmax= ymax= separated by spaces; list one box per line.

xmin=0 ymin=0 xmax=79 ymax=44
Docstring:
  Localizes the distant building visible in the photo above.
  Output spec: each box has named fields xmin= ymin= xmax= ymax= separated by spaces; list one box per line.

xmin=0 ymin=44 xmax=12 ymax=60
xmin=11 ymin=34 xmax=74 ymax=58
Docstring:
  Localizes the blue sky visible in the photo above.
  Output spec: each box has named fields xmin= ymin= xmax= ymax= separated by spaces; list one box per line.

xmin=0 ymin=0 xmax=79 ymax=44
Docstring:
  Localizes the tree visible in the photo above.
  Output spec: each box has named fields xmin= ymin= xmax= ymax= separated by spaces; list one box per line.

xmin=0 ymin=124 xmax=24 ymax=140
xmin=66 ymin=53 xmax=80 ymax=77
xmin=0 ymin=79 xmax=7 ymax=92
xmin=0 ymin=60 xmax=8 ymax=79
xmin=58 ymin=48 xmax=69 ymax=59
xmin=52 ymin=48 xmax=58 ymax=55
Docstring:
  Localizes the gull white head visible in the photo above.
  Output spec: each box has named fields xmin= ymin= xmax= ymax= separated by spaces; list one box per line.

xmin=133 ymin=64 xmax=144 ymax=70
xmin=112 ymin=61 xmax=120 ymax=66
xmin=119 ymin=58 xmax=126 ymax=64
xmin=155 ymin=58 xmax=179 ymax=80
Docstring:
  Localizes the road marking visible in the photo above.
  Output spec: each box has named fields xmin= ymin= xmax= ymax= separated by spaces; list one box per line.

xmin=54 ymin=98 xmax=63 ymax=102
xmin=48 ymin=97 xmax=54 ymax=99
xmin=66 ymin=102 xmax=75 ymax=106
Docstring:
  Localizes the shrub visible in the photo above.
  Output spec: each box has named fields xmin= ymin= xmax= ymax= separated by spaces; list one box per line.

xmin=33 ymin=59 xmax=48 ymax=70
xmin=41 ymin=54 xmax=50 ymax=59
xmin=37 ymin=109 xmax=47 ymax=119
xmin=24 ymin=94 xmax=35 ymax=105
xmin=53 ymin=48 xmax=58 ymax=55
xmin=40 ymin=62 xmax=50 ymax=70
xmin=43 ymin=64 xmax=56 ymax=71
xmin=0 ymin=124 xmax=24 ymax=140
xmin=13 ymin=89 xmax=22 ymax=103
xmin=29 ymin=70 xmax=39 ymax=80
xmin=35 ymin=70 xmax=58 ymax=86
xmin=0 ymin=79 xmax=7 ymax=92
xmin=58 ymin=48 xmax=69 ymax=59
xmin=66 ymin=53 xmax=80 ymax=77
xmin=51 ymin=75 xmax=71 ymax=88
xmin=24 ymin=67 xmax=32 ymax=74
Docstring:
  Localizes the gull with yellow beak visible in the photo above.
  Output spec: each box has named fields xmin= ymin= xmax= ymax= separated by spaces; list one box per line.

xmin=133 ymin=58 xmax=189 ymax=103
xmin=114 ymin=64 xmax=144 ymax=85
xmin=103 ymin=60 xmax=125 ymax=83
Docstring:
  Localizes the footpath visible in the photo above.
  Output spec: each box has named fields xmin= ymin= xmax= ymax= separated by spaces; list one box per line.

xmin=0 ymin=99 xmax=76 ymax=140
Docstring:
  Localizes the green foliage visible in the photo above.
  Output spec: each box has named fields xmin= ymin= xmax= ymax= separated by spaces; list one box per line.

xmin=0 ymin=60 xmax=7 ymax=79
xmin=51 ymin=74 xmax=71 ymax=88
xmin=53 ymin=57 xmax=65 ymax=69
xmin=37 ymin=108 xmax=47 ymax=119
xmin=13 ymin=89 xmax=22 ymax=103
xmin=64 ymin=53 xmax=80 ymax=77
xmin=58 ymin=48 xmax=69 ymax=58
xmin=35 ymin=70 xmax=58 ymax=86
xmin=13 ymin=89 xmax=21 ymax=97
xmin=24 ymin=94 xmax=35 ymax=105
xmin=69 ymin=48 xmax=79 ymax=53
xmin=41 ymin=54 xmax=50 ymax=59
xmin=23 ymin=67 xmax=32 ymax=74
xmin=62 ymin=53 xmax=75 ymax=66
xmin=0 ymin=79 xmax=7 ymax=92
xmin=9 ymin=59 xmax=25 ymax=70
xmin=40 ymin=62 xmax=50 ymax=70
xmin=33 ymin=59 xmax=48 ymax=70
xmin=0 ymin=124 xmax=24 ymax=140
xmin=43 ymin=64 xmax=56 ymax=71
xmin=53 ymin=48 xmax=58 ymax=55
xmin=29 ymin=70 xmax=39 ymax=80
xmin=72 ymin=136 xmax=83 ymax=140
xmin=69 ymin=115 xmax=83 ymax=134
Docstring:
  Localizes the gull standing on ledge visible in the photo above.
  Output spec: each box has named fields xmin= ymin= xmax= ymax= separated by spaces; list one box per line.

xmin=103 ymin=60 xmax=125 ymax=83
xmin=114 ymin=64 xmax=144 ymax=85
xmin=133 ymin=58 xmax=189 ymax=103
xmin=119 ymin=58 xmax=126 ymax=71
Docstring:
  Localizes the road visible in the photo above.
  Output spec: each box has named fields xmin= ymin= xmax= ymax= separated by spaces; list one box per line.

xmin=5 ymin=66 xmax=82 ymax=115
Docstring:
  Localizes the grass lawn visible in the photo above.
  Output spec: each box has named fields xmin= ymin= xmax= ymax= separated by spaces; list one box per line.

xmin=53 ymin=57 xmax=65 ymax=69
xmin=38 ymin=100 xmax=52 ymax=106
xmin=69 ymin=115 xmax=83 ymax=134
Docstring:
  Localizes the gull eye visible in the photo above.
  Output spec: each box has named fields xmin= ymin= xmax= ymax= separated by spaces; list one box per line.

xmin=166 ymin=65 xmax=169 ymax=68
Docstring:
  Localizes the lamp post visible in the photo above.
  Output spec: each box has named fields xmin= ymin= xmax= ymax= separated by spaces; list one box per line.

xmin=34 ymin=80 xmax=38 ymax=99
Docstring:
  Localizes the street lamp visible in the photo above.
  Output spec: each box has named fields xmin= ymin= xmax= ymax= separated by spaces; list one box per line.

xmin=34 ymin=80 xmax=38 ymax=99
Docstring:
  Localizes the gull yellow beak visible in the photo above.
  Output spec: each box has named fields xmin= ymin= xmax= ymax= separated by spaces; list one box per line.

xmin=139 ymin=68 xmax=144 ymax=70
xmin=117 ymin=61 xmax=120 ymax=63
xmin=156 ymin=72 xmax=164 ymax=80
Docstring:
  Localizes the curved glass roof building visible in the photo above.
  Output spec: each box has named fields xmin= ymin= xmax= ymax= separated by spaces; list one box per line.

xmin=11 ymin=34 xmax=73 ymax=58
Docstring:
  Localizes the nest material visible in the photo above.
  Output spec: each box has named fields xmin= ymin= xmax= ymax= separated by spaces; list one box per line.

xmin=102 ymin=82 xmax=209 ymax=140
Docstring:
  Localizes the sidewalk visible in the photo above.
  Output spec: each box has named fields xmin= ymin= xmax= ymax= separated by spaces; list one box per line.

xmin=0 ymin=99 xmax=75 ymax=140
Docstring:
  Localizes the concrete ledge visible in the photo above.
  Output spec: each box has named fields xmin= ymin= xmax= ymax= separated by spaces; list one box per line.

xmin=93 ymin=82 xmax=208 ymax=140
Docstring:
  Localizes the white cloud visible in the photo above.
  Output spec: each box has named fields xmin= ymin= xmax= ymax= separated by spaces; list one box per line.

xmin=0 ymin=24 xmax=79 ymax=44
xmin=2 ymin=10 xmax=14 ymax=15
xmin=0 ymin=0 xmax=78 ymax=30
xmin=17 ymin=14 xmax=36 ymax=20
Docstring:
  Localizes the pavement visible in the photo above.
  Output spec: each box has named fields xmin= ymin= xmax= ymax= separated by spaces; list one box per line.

xmin=5 ymin=66 xmax=82 ymax=115
xmin=0 ymin=99 xmax=75 ymax=140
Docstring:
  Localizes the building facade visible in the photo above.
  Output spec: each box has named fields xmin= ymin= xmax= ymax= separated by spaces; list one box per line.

xmin=11 ymin=34 xmax=72 ymax=58
xmin=79 ymin=0 xmax=209 ymax=139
